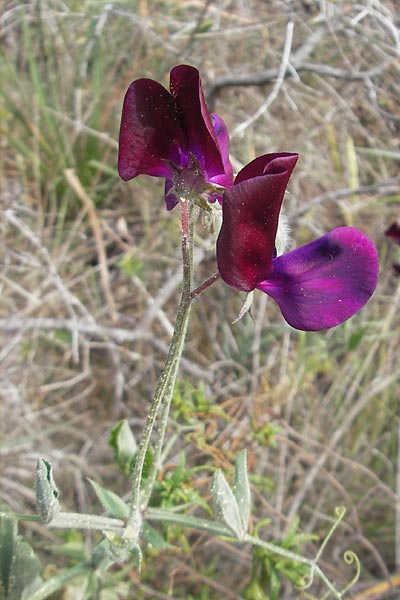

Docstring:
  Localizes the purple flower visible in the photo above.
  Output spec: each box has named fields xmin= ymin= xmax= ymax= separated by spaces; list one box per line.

xmin=217 ymin=153 xmax=379 ymax=331
xmin=118 ymin=64 xmax=233 ymax=209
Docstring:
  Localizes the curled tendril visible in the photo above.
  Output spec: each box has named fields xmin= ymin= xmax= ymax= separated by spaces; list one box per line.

xmin=340 ymin=551 xmax=361 ymax=596
xmin=334 ymin=506 xmax=346 ymax=519
xmin=297 ymin=571 xmax=314 ymax=591
xmin=249 ymin=507 xmax=358 ymax=600
xmin=297 ymin=507 xmax=356 ymax=600
xmin=314 ymin=506 xmax=347 ymax=565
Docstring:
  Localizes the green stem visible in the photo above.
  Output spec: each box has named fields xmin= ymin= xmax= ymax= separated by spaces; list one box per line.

xmin=124 ymin=198 xmax=194 ymax=544
xmin=0 ymin=511 xmax=124 ymax=533
xmin=141 ymin=309 xmax=190 ymax=506
xmin=29 ymin=563 xmax=93 ymax=600
xmin=145 ymin=510 xmax=343 ymax=598
xmin=0 ymin=512 xmax=42 ymax=522
xmin=141 ymin=200 xmax=195 ymax=507
xmin=48 ymin=512 xmax=125 ymax=533
xmin=146 ymin=507 xmax=232 ymax=537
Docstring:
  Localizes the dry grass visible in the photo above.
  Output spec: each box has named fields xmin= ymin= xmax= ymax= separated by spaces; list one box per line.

xmin=1 ymin=0 xmax=399 ymax=598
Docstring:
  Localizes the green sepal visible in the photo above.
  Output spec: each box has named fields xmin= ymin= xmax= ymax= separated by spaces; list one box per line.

xmin=109 ymin=420 xmax=137 ymax=476
xmin=35 ymin=459 xmax=60 ymax=523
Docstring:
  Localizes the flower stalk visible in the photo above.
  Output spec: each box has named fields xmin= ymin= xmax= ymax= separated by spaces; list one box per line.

xmin=123 ymin=198 xmax=195 ymax=545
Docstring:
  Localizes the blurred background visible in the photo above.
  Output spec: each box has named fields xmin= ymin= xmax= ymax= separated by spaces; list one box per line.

xmin=1 ymin=0 xmax=399 ymax=598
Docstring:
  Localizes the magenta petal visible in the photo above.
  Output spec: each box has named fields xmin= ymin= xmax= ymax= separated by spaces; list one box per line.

xmin=118 ymin=78 xmax=188 ymax=181
xmin=217 ymin=153 xmax=298 ymax=292
xmin=209 ymin=113 xmax=234 ymax=188
xmin=257 ymin=227 xmax=379 ymax=331
xmin=169 ymin=65 xmax=227 ymax=183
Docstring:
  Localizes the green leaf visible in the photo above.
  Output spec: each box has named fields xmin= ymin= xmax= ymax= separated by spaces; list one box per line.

xmin=141 ymin=523 xmax=172 ymax=550
xmin=233 ymin=450 xmax=251 ymax=534
xmin=197 ymin=18 xmax=214 ymax=33
xmin=11 ymin=540 xmax=42 ymax=600
xmin=35 ymin=459 xmax=60 ymax=523
xmin=109 ymin=420 xmax=137 ymax=476
xmin=211 ymin=470 xmax=244 ymax=539
xmin=269 ymin=567 xmax=281 ymax=600
xmin=83 ymin=572 xmax=100 ymax=600
xmin=0 ymin=517 xmax=15 ymax=595
xmin=0 ymin=517 xmax=43 ymax=600
xmin=88 ymin=479 xmax=129 ymax=520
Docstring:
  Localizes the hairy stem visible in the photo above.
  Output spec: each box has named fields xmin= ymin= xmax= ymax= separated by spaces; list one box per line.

xmin=123 ymin=199 xmax=194 ymax=544
xmin=141 ymin=200 xmax=194 ymax=507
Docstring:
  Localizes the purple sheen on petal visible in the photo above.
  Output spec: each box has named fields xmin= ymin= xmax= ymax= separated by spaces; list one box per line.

xmin=169 ymin=65 xmax=226 ymax=182
xmin=209 ymin=113 xmax=234 ymax=188
xmin=257 ymin=227 xmax=379 ymax=331
xmin=234 ymin=152 xmax=298 ymax=185
xmin=118 ymin=78 xmax=189 ymax=181
xmin=164 ymin=179 xmax=179 ymax=210
xmin=207 ymin=191 xmax=224 ymax=204
xmin=385 ymin=222 xmax=400 ymax=245
xmin=217 ymin=154 xmax=298 ymax=292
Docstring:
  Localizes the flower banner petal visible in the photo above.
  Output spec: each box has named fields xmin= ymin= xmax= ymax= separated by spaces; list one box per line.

xmin=234 ymin=152 xmax=297 ymax=184
xmin=257 ymin=227 xmax=379 ymax=331
xmin=217 ymin=153 xmax=298 ymax=291
xmin=118 ymin=78 xmax=188 ymax=180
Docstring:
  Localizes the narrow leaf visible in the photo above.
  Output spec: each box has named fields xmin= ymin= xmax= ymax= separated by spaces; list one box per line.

xmin=211 ymin=470 xmax=244 ymax=539
xmin=233 ymin=449 xmax=251 ymax=534
xmin=141 ymin=523 xmax=172 ymax=550
xmin=88 ymin=479 xmax=129 ymax=520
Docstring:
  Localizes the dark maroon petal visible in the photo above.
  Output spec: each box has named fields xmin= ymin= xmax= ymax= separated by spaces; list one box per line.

xmin=217 ymin=154 xmax=298 ymax=291
xmin=234 ymin=152 xmax=298 ymax=184
xmin=257 ymin=227 xmax=379 ymax=331
xmin=169 ymin=65 xmax=227 ymax=183
xmin=118 ymin=78 xmax=188 ymax=181
xmin=385 ymin=222 xmax=400 ymax=245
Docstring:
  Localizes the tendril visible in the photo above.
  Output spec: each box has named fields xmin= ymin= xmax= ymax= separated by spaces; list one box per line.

xmin=298 ymin=572 xmax=314 ymax=590
xmin=339 ymin=551 xmax=361 ymax=596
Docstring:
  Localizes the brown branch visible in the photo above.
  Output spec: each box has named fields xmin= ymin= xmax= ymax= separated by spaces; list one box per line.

xmin=0 ymin=318 xmax=213 ymax=382
xmin=290 ymin=177 xmax=400 ymax=218
xmin=207 ymin=59 xmax=394 ymax=105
